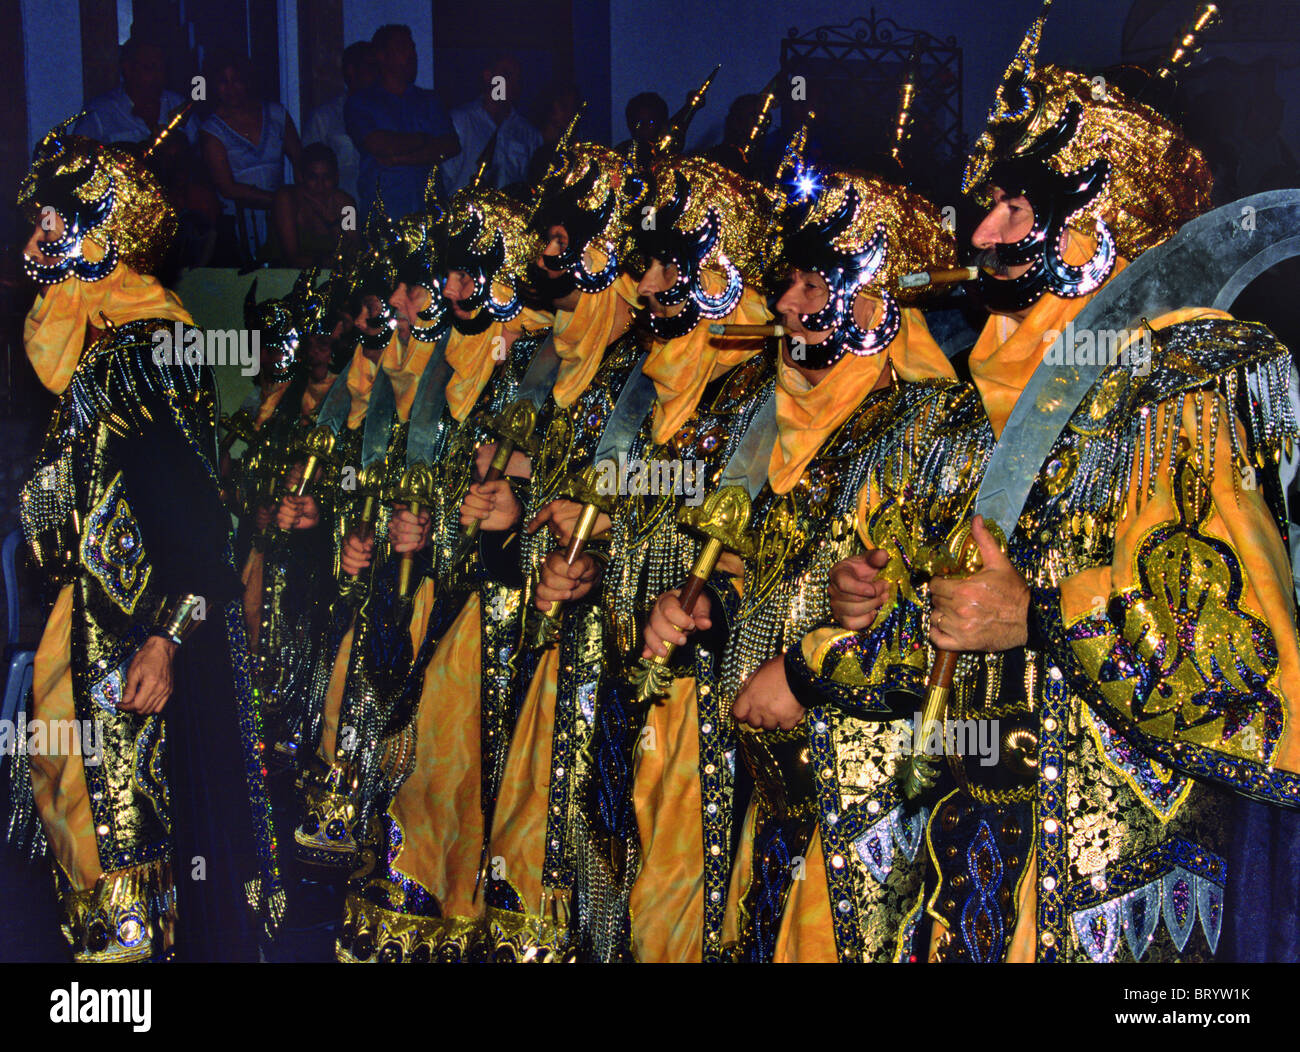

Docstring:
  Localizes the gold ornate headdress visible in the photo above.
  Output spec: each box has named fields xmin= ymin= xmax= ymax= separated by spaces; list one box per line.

xmin=532 ymin=141 xmax=633 ymax=290
xmin=18 ymin=118 xmax=178 ymax=281
xmin=777 ymin=171 xmax=956 ymax=367
xmin=444 ymin=187 xmax=541 ymax=326
xmin=963 ymin=0 xmax=1212 ymax=261
xmin=627 ymin=154 xmax=773 ymax=339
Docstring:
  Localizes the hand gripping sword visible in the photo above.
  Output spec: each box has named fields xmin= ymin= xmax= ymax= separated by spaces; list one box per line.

xmin=629 ymin=390 xmax=778 ymax=704
xmin=905 ymin=189 xmax=1300 ymax=795
xmin=530 ymin=354 xmax=658 ymax=647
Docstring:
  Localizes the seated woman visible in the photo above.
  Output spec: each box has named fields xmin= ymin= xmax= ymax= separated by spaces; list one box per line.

xmin=270 ymin=143 xmax=359 ymax=268
xmin=200 ymin=50 xmax=301 ymax=262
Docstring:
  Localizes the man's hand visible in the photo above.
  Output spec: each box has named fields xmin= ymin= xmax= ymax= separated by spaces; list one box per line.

xmin=388 ymin=504 xmax=433 ymax=554
xmin=732 ymin=654 xmax=805 ymax=730
xmin=534 ymin=550 xmax=601 ymax=609
xmin=641 ymin=588 xmax=713 ymax=659
xmin=474 ymin=443 xmax=532 ymax=482
xmin=276 ymin=494 xmax=320 ymax=531
xmin=828 ymin=548 xmax=893 ymax=630
xmin=527 ymin=499 xmax=611 ymax=547
xmin=253 ymin=503 xmax=274 ymax=531
xmin=341 ymin=531 xmax=375 ymax=576
xmin=119 ymin=636 xmax=178 ymax=714
xmin=459 ymin=480 xmax=522 ymax=532
xmin=929 ymin=515 xmax=1029 ymax=653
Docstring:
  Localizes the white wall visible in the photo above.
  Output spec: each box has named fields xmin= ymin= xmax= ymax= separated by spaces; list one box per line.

xmin=22 ymin=0 xmax=85 ymax=154
xmin=342 ymin=0 xmax=436 ymax=89
xmin=277 ymin=0 xmax=301 ymax=128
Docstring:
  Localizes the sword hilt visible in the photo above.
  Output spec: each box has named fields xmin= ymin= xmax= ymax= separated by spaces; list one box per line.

xmin=630 ymin=536 xmax=725 ymax=704
xmin=397 ymin=463 xmax=437 ymax=598
xmin=338 ymin=464 xmax=384 ymax=595
xmin=292 ymin=426 xmax=337 ymax=497
xmin=629 ymin=484 xmax=757 ymax=704
xmin=532 ymin=500 xmax=602 ymax=648
xmin=461 ymin=435 xmax=517 ymax=543
xmin=902 ymin=520 xmax=1004 ymax=800
xmin=220 ymin=408 xmax=255 ymax=452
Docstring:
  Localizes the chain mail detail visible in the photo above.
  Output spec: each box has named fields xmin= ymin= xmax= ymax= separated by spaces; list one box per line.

xmin=723 ymin=379 xmax=955 ymax=963
xmin=571 ymin=350 xmax=776 ymax=961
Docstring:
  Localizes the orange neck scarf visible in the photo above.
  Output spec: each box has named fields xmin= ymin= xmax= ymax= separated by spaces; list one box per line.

xmin=255 ymin=380 xmax=291 ymax=427
xmin=768 ymin=307 xmax=954 ymax=494
xmin=551 ymin=266 xmax=639 ymax=409
xmin=445 ymin=294 xmax=553 ymax=422
xmin=24 ymin=254 xmax=191 ymax=396
xmin=969 ymin=229 xmax=1128 ymax=438
xmin=380 ymin=331 xmax=439 ymax=422
xmin=344 ymin=345 xmax=380 ymax=429
xmin=643 ymin=279 xmax=771 ymax=445
xmin=301 ymin=371 xmax=338 ymax=420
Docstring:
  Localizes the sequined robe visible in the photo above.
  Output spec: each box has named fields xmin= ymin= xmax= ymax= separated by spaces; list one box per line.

xmin=722 ymin=377 xmax=957 ymax=963
xmin=297 ymin=336 xmax=461 ymax=875
xmin=572 ymin=350 xmax=776 ymax=963
xmin=16 ymin=319 xmax=281 ymax=961
xmin=247 ymin=369 xmax=342 ymax=762
xmin=338 ymin=326 xmax=554 ymax=961
xmin=787 ymin=314 xmax=1300 ymax=962
xmin=478 ymin=328 xmax=648 ymax=958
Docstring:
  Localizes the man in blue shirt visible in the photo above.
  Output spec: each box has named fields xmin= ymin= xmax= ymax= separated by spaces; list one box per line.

xmin=441 ymin=53 xmax=543 ymax=195
xmin=76 ymin=36 xmax=198 ymax=149
xmin=345 ymin=24 xmax=460 ymax=217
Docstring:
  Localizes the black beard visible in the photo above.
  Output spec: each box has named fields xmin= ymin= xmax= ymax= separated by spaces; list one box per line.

xmin=973 ymin=259 xmax=1050 ymax=313
xmin=520 ymin=262 xmax=577 ymax=310
xmin=452 ymin=308 xmax=495 ymax=336
xmin=642 ymin=300 xmax=700 ymax=341
xmin=974 ymin=247 xmax=1009 ymax=277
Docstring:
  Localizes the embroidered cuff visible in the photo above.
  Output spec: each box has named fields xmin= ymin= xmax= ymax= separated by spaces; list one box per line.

xmin=152 ymin=593 xmax=206 ymax=646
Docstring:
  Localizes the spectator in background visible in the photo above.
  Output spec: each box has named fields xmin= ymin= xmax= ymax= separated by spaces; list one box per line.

xmin=270 ymin=144 xmax=358 ymax=269
xmin=76 ymin=32 xmax=215 ymax=275
xmin=441 ymin=52 xmax=543 ymax=195
xmin=346 ymin=23 xmax=460 ymax=218
xmin=75 ymin=35 xmax=198 ymax=150
xmin=615 ymin=91 xmax=668 ymax=158
xmin=527 ymin=81 xmax=582 ymax=183
xmin=303 ymin=41 xmax=377 ymax=203
xmin=700 ymin=93 xmax=764 ymax=178
xmin=200 ymin=50 xmax=302 ymax=263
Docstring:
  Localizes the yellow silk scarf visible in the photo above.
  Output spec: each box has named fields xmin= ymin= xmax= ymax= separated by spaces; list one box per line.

xmin=254 ymin=381 xmax=291 ymax=427
xmin=24 ymin=250 xmax=191 ymax=396
xmin=969 ymin=229 xmax=1128 ymax=438
xmin=769 ymin=307 xmax=954 ymax=494
xmin=380 ymin=331 xmax=439 ymax=422
xmin=643 ymin=278 xmax=771 ymax=445
xmin=550 ymin=262 xmax=640 ymax=409
xmin=444 ymin=289 xmax=552 ymax=422
xmin=300 ymin=371 xmax=338 ymax=420
xmin=344 ymin=344 xmax=379 ymax=429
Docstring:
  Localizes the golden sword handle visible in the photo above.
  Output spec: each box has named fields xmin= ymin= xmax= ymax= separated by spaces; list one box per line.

xmin=630 ymin=484 xmax=756 ymax=704
xmin=462 ymin=436 xmax=517 ymax=543
xmin=901 ymin=521 xmax=1004 ymax=799
xmin=532 ymin=500 xmax=603 ymax=648
xmin=397 ymin=464 xmax=437 ymax=599
xmin=631 ymin=537 xmax=725 ymax=704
